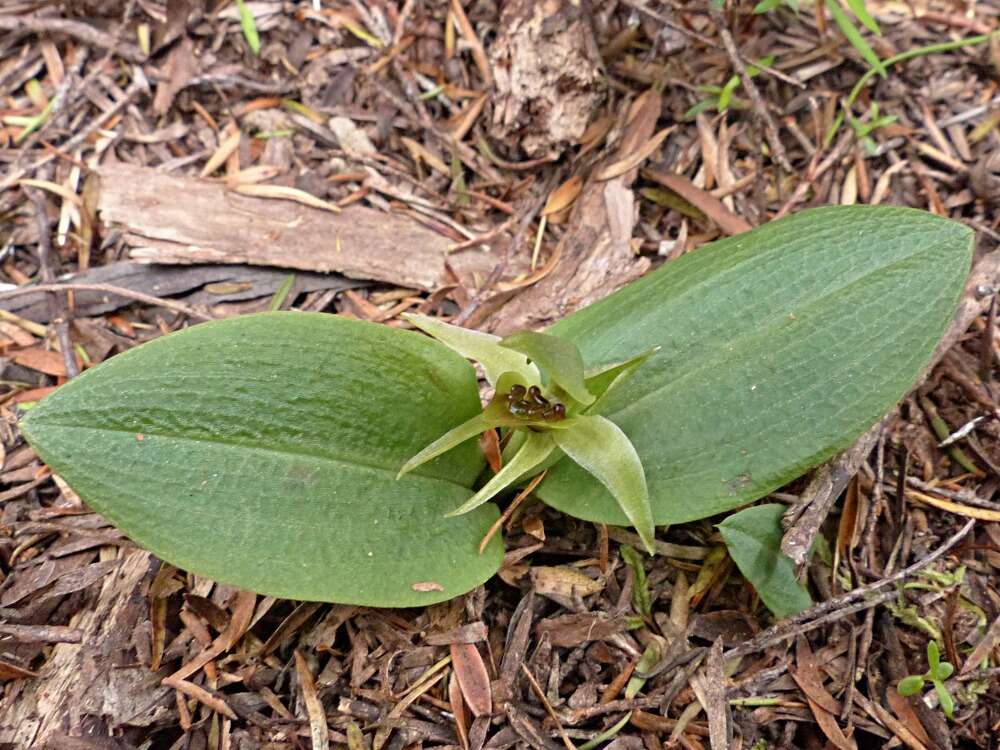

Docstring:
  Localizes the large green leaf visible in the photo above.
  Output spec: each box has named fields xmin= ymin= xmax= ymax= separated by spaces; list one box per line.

xmin=718 ymin=504 xmax=812 ymax=618
xmin=20 ymin=312 xmax=502 ymax=606
xmin=539 ymin=205 xmax=973 ymax=525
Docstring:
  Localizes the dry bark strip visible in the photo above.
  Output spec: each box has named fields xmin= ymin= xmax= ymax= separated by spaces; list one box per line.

xmin=96 ymin=163 xmax=496 ymax=292
xmin=0 ymin=261 xmax=360 ymax=323
xmin=0 ymin=550 xmax=169 ymax=747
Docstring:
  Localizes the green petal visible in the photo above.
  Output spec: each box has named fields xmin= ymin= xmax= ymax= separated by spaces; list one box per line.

xmin=446 ymin=430 xmax=555 ymax=516
xmin=896 ymin=676 xmax=925 ymax=697
xmin=500 ymin=330 xmax=594 ymax=406
xmin=398 ymin=412 xmax=494 ymax=478
xmin=551 ymin=415 xmax=655 ymax=553
xmin=405 ymin=313 xmax=539 ymax=385
xmin=584 ymin=346 xmax=660 ymax=413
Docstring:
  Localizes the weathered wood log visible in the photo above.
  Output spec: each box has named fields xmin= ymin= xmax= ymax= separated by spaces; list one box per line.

xmin=96 ymin=163 xmax=496 ymax=292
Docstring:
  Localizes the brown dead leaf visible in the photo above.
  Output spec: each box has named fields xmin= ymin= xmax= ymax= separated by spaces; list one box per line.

xmin=153 ymin=0 xmax=192 ymax=54
xmin=643 ymin=169 xmax=752 ymax=236
xmin=8 ymin=386 xmax=58 ymax=405
xmin=0 ymin=659 xmax=38 ymax=681
xmin=401 ymin=136 xmax=449 ymax=175
xmin=449 ymin=669 xmax=470 ymax=750
xmin=450 ymin=94 xmax=488 ymax=142
xmin=201 ymin=122 xmax=241 ymax=178
xmin=0 ymin=320 xmax=36 ymax=347
xmin=542 ymin=175 xmax=583 ymax=216
xmin=886 ymin=690 xmax=933 ymax=747
xmin=522 ymin=514 xmax=545 ymax=540
xmin=12 ymin=346 xmax=65 ymax=377
xmin=620 ymin=90 xmax=662 ymax=157
xmin=578 ymin=114 xmax=614 ymax=155
xmin=854 ymin=692 xmax=929 ymax=750
xmin=793 ymin=638 xmax=842 ymax=715
xmin=167 ymin=590 xmax=255 ymax=683
xmin=224 ymin=165 xmax=284 ymax=188
xmin=596 ymin=127 xmax=673 ymax=181
xmin=18 ymin=178 xmax=82 ymax=206
xmin=536 ymin=612 xmax=626 ymax=648
xmin=164 ymin=677 xmax=237 ymax=719
xmin=450 ymin=643 xmax=492 ymax=717
xmin=479 ymin=428 xmax=502 ymax=473
xmin=908 ymin=489 xmax=1000 ymax=521
xmin=791 ymin=643 xmax=856 ymax=750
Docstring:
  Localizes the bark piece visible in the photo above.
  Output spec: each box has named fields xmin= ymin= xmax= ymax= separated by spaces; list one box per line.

xmin=0 ymin=261 xmax=361 ymax=323
xmin=96 ymin=163 xmax=494 ymax=291
xmin=0 ymin=551 xmax=172 ymax=747
xmin=483 ymin=93 xmax=658 ymax=334
xmin=489 ymin=0 xmax=604 ymax=157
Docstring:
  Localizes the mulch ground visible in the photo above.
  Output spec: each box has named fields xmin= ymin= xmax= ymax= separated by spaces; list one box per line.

xmin=1 ymin=1 xmax=1000 ymax=748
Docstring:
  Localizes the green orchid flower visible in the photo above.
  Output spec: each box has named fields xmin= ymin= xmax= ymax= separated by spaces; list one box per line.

xmin=397 ymin=313 xmax=660 ymax=554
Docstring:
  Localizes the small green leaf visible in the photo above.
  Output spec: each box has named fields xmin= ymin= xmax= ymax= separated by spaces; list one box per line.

xmin=825 ymin=0 xmax=886 ymax=76
xmin=896 ymin=675 xmax=926 ymax=697
xmin=626 ymin=636 xmax=665 ymax=698
xmin=934 ymin=661 xmax=954 ymax=681
xmin=746 ymin=55 xmax=776 ymax=77
xmin=753 ymin=0 xmax=784 ymax=12
xmin=235 ymin=0 xmax=261 ymax=55
xmin=577 ymin=712 xmax=632 ymax=750
xmin=620 ymin=545 xmax=651 ymax=617
xmin=718 ymin=504 xmax=812 ymax=618
xmin=500 ymin=330 xmax=594 ymax=406
xmin=927 ymin=640 xmax=941 ymax=670
xmin=405 ymin=313 xmax=539 ymax=386
xmin=934 ymin=680 xmax=955 ymax=718
xmin=718 ymin=75 xmax=740 ymax=112
xmin=845 ymin=0 xmax=880 ymax=35
xmin=552 ymin=415 xmax=654 ymax=554
xmin=447 ymin=430 xmax=555 ymax=516
xmin=684 ymin=97 xmax=718 ymax=121
xmin=268 ymin=274 xmax=296 ymax=311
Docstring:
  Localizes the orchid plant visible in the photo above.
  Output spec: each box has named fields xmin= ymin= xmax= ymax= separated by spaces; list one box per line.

xmin=397 ymin=314 xmax=659 ymax=553
xmin=17 ymin=205 xmax=974 ymax=609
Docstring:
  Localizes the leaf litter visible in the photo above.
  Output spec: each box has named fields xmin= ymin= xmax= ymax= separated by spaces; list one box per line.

xmin=1 ymin=1 xmax=1000 ymax=749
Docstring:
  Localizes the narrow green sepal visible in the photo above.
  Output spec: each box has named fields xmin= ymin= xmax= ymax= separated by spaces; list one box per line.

xmin=404 ymin=313 xmax=539 ymax=386
xmin=550 ymin=415 xmax=655 ymax=553
xmin=397 ymin=412 xmax=494 ymax=479
xmin=446 ymin=430 xmax=556 ymax=517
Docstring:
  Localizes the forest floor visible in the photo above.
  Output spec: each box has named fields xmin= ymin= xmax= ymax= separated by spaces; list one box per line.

xmin=1 ymin=1 xmax=1000 ymax=748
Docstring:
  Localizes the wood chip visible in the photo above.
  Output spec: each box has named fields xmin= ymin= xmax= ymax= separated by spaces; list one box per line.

xmin=294 ymin=650 xmax=330 ymax=750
